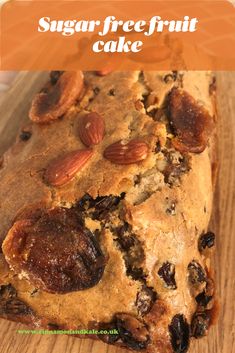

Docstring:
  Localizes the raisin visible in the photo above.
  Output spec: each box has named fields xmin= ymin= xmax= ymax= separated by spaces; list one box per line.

xmin=162 ymin=150 xmax=190 ymax=185
xmin=0 ymin=284 xmax=17 ymax=299
xmin=188 ymin=261 xmax=206 ymax=285
xmin=47 ymin=323 xmax=61 ymax=330
xmin=136 ymin=285 xmax=157 ymax=316
xmin=77 ymin=194 xmax=124 ymax=218
xmin=92 ymin=195 xmax=124 ymax=220
xmin=209 ymin=77 xmax=216 ymax=96
xmin=147 ymin=108 xmax=158 ymax=119
xmin=108 ymin=89 xmax=115 ymax=96
xmin=19 ymin=131 xmax=32 ymax=141
xmin=98 ymin=321 xmax=120 ymax=344
xmin=114 ymin=222 xmax=146 ymax=281
xmin=195 ymin=292 xmax=212 ymax=307
xmin=141 ymin=94 xmax=148 ymax=111
xmin=199 ymin=232 xmax=215 ymax=251
xmin=196 ymin=292 xmax=211 ymax=307
xmin=2 ymin=207 xmax=106 ymax=294
xmin=4 ymin=299 xmax=33 ymax=316
xmin=0 ymin=284 xmax=33 ymax=316
xmin=116 ymin=222 xmax=131 ymax=237
xmin=76 ymin=193 xmax=125 ymax=224
xmin=116 ymin=314 xmax=150 ymax=350
xmin=93 ymin=87 xmax=100 ymax=95
xmin=195 ymin=278 xmax=214 ymax=307
xmin=166 ymin=202 xmax=176 ymax=216
xmin=155 ymin=141 xmax=161 ymax=153
xmin=158 ymin=262 xmax=177 ymax=289
xmin=123 ymin=240 xmax=145 ymax=275
xmin=126 ymin=266 xmax=146 ymax=281
xmin=191 ymin=312 xmax=210 ymax=338
xmin=0 ymin=156 xmax=3 ymax=169
xmin=76 ymin=194 xmax=94 ymax=212
xmin=30 ymin=288 xmax=39 ymax=297
xmin=115 ymin=223 xmax=138 ymax=251
xmin=116 ymin=235 xmax=136 ymax=251
xmin=169 ymin=314 xmax=190 ymax=353
xmin=50 ymin=71 xmax=64 ymax=85
xmin=164 ymin=72 xmax=177 ymax=83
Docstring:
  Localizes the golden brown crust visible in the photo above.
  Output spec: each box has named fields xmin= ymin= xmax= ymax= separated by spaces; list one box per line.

xmin=0 ymin=71 xmax=217 ymax=353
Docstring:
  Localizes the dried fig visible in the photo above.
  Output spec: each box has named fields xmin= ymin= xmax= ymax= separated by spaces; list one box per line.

xmin=2 ymin=207 xmax=105 ymax=294
xmin=29 ymin=71 xmax=84 ymax=123
xmin=169 ymin=88 xmax=213 ymax=153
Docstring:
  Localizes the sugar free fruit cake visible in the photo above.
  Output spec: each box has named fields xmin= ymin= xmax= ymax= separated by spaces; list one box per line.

xmin=0 ymin=71 xmax=217 ymax=353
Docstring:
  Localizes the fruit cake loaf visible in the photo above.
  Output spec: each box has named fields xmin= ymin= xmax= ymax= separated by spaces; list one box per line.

xmin=0 ymin=71 xmax=217 ymax=353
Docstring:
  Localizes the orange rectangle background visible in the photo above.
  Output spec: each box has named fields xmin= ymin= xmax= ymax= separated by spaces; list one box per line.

xmin=1 ymin=0 xmax=235 ymax=70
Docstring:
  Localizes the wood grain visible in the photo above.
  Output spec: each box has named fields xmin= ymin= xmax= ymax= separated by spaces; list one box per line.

xmin=0 ymin=72 xmax=234 ymax=353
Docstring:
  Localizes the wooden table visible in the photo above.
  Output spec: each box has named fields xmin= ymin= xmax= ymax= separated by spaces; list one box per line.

xmin=0 ymin=72 xmax=234 ymax=353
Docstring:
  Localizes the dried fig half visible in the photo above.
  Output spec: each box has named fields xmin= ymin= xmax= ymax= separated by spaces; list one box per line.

xmin=2 ymin=207 xmax=105 ymax=294
xmin=169 ymin=88 xmax=213 ymax=153
xmin=29 ymin=71 xmax=84 ymax=123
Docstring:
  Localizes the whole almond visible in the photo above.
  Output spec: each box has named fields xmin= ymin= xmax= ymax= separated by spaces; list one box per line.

xmin=96 ymin=65 xmax=113 ymax=76
xmin=44 ymin=149 xmax=93 ymax=186
xmin=104 ymin=139 xmax=149 ymax=165
xmin=78 ymin=112 xmax=105 ymax=146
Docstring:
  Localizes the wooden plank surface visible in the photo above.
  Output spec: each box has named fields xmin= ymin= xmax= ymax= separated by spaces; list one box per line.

xmin=0 ymin=72 xmax=234 ymax=353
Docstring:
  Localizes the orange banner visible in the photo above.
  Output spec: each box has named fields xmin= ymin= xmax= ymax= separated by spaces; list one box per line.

xmin=1 ymin=0 xmax=235 ymax=70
